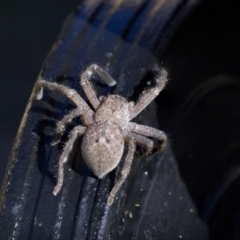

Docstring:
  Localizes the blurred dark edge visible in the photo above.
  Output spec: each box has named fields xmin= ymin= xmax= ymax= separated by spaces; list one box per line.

xmin=1 ymin=0 xmax=240 ymax=239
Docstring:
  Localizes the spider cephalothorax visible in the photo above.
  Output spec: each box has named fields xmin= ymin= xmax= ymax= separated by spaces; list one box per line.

xmin=36 ymin=64 xmax=168 ymax=206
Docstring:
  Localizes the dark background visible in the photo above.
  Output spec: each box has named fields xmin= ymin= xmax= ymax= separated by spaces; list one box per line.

xmin=0 ymin=0 xmax=80 ymax=184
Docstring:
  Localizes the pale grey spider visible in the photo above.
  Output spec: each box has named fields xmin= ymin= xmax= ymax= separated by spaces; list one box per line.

xmin=36 ymin=64 xmax=168 ymax=206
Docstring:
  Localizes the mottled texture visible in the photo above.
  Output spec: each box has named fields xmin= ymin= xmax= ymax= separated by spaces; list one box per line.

xmin=36 ymin=63 xmax=168 ymax=206
xmin=81 ymin=121 xmax=124 ymax=178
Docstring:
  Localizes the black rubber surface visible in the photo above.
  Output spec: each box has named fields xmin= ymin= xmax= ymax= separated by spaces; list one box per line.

xmin=2 ymin=0 xmax=240 ymax=239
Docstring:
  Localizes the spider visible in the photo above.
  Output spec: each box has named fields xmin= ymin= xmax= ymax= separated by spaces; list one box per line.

xmin=36 ymin=64 xmax=168 ymax=206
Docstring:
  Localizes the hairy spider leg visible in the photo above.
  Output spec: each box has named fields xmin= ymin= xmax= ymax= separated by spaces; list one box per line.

xmin=130 ymin=66 xmax=168 ymax=120
xmin=126 ymin=132 xmax=153 ymax=157
xmin=80 ymin=64 xmax=116 ymax=110
xmin=36 ymin=80 xmax=94 ymax=125
xmin=107 ymin=138 xmax=136 ymax=206
xmin=53 ymin=126 xmax=86 ymax=195
xmin=129 ymin=122 xmax=167 ymax=153
xmin=51 ymin=108 xmax=83 ymax=146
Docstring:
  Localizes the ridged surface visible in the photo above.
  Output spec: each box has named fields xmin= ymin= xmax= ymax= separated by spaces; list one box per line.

xmin=0 ymin=0 xmax=208 ymax=239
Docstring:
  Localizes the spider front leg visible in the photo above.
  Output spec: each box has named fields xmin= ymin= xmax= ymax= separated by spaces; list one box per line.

xmin=107 ymin=138 xmax=136 ymax=206
xmin=129 ymin=122 xmax=167 ymax=153
xmin=53 ymin=126 xmax=86 ymax=196
xmin=36 ymin=80 xmax=94 ymax=125
xmin=80 ymin=64 xmax=116 ymax=109
xmin=130 ymin=66 xmax=168 ymax=120
xmin=51 ymin=108 xmax=83 ymax=146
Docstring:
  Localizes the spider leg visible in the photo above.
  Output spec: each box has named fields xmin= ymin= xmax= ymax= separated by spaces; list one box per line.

xmin=130 ymin=66 xmax=168 ymax=120
xmin=107 ymin=138 xmax=136 ymax=206
xmin=53 ymin=126 xmax=86 ymax=196
xmin=36 ymin=80 xmax=94 ymax=125
xmin=80 ymin=64 xmax=116 ymax=109
xmin=126 ymin=132 xmax=153 ymax=157
xmin=51 ymin=108 xmax=83 ymax=146
xmin=129 ymin=122 xmax=167 ymax=153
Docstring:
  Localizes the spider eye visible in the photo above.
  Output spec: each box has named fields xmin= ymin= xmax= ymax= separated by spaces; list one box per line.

xmin=129 ymin=101 xmax=134 ymax=108
xmin=99 ymin=96 xmax=105 ymax=101
xmin=112 ymin=111 xmax=120 ymax=118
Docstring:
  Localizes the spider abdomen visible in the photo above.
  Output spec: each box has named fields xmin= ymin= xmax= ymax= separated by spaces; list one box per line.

xmin=37 ymin=64 xmax=168 ymax=205
xmin=81 ymin=121 xmax=124 ymax=178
